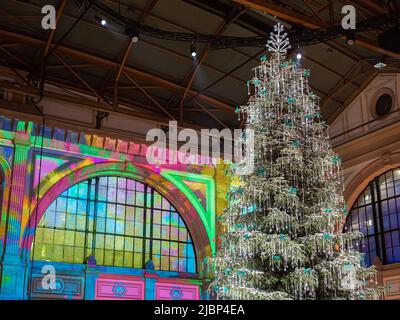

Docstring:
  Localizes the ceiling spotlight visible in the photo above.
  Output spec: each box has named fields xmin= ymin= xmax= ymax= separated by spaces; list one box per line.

xmin=346 ymin=31 xmax=356 ymax=46
xmin=374 ymin=62 xmax=387 ymax=69
xmin=125 ymin=26 xmax=140 ymax=43
xmin=190 ymin=44 xmax=197 ymax=58
xmin=296 ymin=52 xmax=302 ymax=60
xmin=131 ymin=32 xmax=140 ymax=43
xmin=95 ymin=15 xmax=107 ymax=26
xmin=132 ymin=35 xmax=140 ymax=43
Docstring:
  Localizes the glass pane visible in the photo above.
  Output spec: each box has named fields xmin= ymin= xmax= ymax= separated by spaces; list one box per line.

xmin=32 ymin=177 xmax=196 ymax=273
xmin=345 ymin=167 xmax=400 ymax=266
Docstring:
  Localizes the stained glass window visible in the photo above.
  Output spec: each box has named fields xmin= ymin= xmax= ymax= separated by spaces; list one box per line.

xmin=32 ymin=177 xmax=196 ymax=273
xmin=344 ymin=168 xmax=400 ymax=266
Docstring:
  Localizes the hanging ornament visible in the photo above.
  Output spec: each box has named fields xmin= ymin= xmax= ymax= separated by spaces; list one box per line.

xmin=224 ymin=268 xmax=232 ymax=275
xmin=323 ymin=233 xmax=333 ymax=240
xmin=304 ymin=268 xmax=312 ymax=274
xmin=283 ymin=119 xmax=294 ymax=128
xmin=256 ymin=166 xmax=266 ymax=176
xmin=292 ymin=140 xmax=301 ymax=147
xmin=267 ymin=23 xmax=291 ymax=55
xmin=332 ymin=155 xmax=342 ymax=165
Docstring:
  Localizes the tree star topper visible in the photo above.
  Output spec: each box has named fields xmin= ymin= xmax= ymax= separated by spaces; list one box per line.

xmin=267 ymin=23 xmax=291 ymax=55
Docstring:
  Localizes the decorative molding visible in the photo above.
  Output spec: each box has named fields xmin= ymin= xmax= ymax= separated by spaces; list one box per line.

xmin=95 ymin=277 xmax=145 ymax=300
xmin=4 ymin=138 xmax=30 ymax=256
xmin=383 ymin=276 xmax=400 ymax=300
xmin=155 ymin=282 xmax=199 ymax=300
xmin=369 ymin=87 xmax=396 ymax=120
xmin=344 ymin=153 xmax=400 ymax=209
xmin=161 ymin=170 xmax=216 ymax=255
xmin=0 ymin=115 xmax=218 ymax=167
xmin=30 ymin=274 xmax=84 ymax=300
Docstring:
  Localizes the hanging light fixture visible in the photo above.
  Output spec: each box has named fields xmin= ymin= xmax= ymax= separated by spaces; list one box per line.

xmin=95 ymin=15 xmax=107 ymax=26
xmin=190 ymin=44 xmax=197 ymax=58
xmin=125 ymin=25 xmax=140 ymax=43
xmin=345 ymin=31 xmax=356 ymax=46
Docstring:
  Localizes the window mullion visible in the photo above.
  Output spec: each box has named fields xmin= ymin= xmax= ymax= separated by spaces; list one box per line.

xmin=149 ymin=189 xmax=154 ymax=263
xmin=374 ymin=178 xmax=387 ymax=263
xmin=83 ymin=179 xmax=92 ymax=263
xmin=92 ymin=177 xmax=100 ymax=259
xmin=142 ymin=185 xmax=148 ymax=268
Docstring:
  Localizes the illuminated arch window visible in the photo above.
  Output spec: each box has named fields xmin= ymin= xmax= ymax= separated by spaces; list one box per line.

xmin=344 ymin=168 xmax=400 ymax=266
xmin=32 ymin=177 xmax=196 ymax=273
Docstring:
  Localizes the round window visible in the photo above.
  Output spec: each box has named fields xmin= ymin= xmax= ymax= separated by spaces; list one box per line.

xmin=375 ymin=94 xmax=393 ymax=117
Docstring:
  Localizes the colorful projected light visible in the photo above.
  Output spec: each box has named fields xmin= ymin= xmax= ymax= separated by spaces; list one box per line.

xmin=161 ymin=170 xmax=216 ymax=255
xmin=32 ymin=176 xmax=196 ymax=273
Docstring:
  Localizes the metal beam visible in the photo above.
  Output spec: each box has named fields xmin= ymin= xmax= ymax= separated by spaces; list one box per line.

xmin=193 ymin=99 xmax=229 ymax=129
xmin=0 ymin=29 xmax=235 ymax=113
xmin=0 ymin=7 xmax=38 ymax=35
xmin=55 ymin=54 xmax=113 ymax=108
xmin=326 ymin=69 xmax=379 ymax=124
xmin=122 ymin=71 xmax=176 ymax=120
xmin=233 ymin=0 xmax=400 ymax=59
xmin=43 ymin=0 xmax=67 ymax=58
xmin=351 ymin=0 xmax=387 ymax=15
xmin=233 ymin=0 xmax=322 ymax=29
xmin=113 ymin=39 xmax=134 ymax=108
xmin=178 ymin=7 xmax=245 ymax=121
xmin=0 ymin=79 xmax=201 ymax=130
xmin=320 ymin=61 xmax=361 ymax=110
xmin=113 ymin=0 xmax=159 ymax=109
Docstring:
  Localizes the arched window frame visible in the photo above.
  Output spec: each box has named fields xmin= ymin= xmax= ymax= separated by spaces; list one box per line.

xmin=344 ymin=168 xmax=400 ymax=266
xmin=31 ymin=176 xmax=197 ymax=274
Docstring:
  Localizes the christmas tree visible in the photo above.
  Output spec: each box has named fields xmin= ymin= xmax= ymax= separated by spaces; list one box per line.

xmin=208 ymin=24 xmax=382 ymax=300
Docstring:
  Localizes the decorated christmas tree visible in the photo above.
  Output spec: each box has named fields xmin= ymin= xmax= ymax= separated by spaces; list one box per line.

xmin=208 ymin=24 xmax=382 ymax=300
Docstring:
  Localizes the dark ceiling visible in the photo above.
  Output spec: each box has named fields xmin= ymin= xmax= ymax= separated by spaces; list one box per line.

xmin=0 ymin=0 xmax=399 ymax=130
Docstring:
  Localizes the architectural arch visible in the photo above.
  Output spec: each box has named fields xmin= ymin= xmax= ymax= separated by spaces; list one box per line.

xmin=22 ymin=161 xmax=212 ymax=272
xmin=343 ymin=165 xmax=400 ymax=266
xmin=344 ymin=152 xmax=400 ymax=212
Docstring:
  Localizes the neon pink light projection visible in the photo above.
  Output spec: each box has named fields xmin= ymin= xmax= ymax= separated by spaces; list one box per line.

xmin=33 ymin=156 xmax=67 ymax=189
xmin=24 ymin=161 xmax=212 ymax=271
xmin=95 ymin=276 xmax=145 ymax=300
xmin=155 ymin=282 xmax=200 ymax=300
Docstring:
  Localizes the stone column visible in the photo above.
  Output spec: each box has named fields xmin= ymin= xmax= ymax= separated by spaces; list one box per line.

xmin=1 ymin=132 xmax=31 ymax=299
xmin=84 ymin=265 xmax=99 ymax=300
